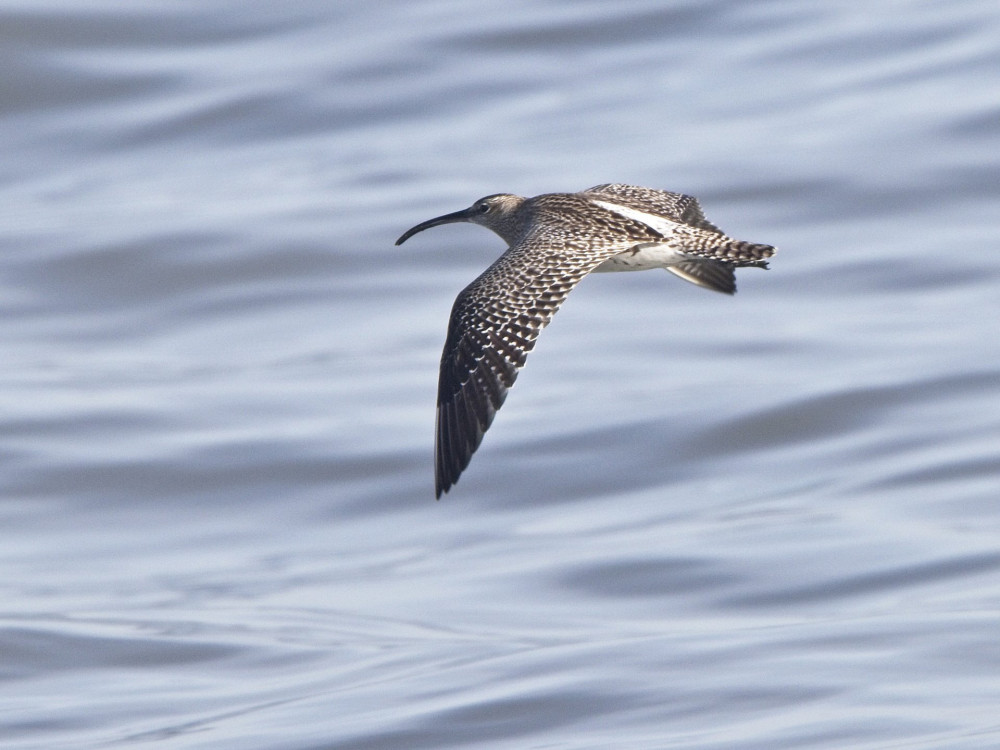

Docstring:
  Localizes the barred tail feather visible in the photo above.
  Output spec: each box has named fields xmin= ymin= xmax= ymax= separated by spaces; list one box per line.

xmin=723 ymin=240 xmax=776 ymax=265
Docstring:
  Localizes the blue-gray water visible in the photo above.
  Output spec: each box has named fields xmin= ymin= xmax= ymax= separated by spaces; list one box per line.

xmin=2 ymin=1 xmax=999 ymax=748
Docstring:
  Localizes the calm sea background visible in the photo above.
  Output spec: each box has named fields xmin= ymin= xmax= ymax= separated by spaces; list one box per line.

xmin=2 ymin=1 xmax=999 ymax=748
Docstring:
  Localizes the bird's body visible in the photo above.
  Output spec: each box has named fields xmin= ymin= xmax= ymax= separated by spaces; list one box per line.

xmin=395 ymin=184 xmax=776 ymax=498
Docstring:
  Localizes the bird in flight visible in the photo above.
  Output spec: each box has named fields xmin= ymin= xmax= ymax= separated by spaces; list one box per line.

xmin=396 ymin=184 xmax=775 ymax=498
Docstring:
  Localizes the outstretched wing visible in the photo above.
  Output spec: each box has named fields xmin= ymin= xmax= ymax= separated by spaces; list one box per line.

xmin=435 ymin=238 xmax=613 ymax=498
xmin=583 ymin=183 xmax=724 ymax=234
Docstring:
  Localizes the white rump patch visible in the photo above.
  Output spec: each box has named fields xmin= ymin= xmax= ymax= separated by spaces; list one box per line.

xmin=591 ymin=199 xmax=684 ymax=239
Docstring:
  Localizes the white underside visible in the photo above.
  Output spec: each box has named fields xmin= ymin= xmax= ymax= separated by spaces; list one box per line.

xmin=592 ymin=243 xmax=688 ymax=272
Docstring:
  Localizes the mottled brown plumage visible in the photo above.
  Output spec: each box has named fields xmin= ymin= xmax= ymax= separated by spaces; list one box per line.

xmin=396 ymin=184 xmax=775 ymax=498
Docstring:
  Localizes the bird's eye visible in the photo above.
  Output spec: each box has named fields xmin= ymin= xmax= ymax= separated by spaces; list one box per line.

xmin=478 ymin=202 xmax=491 ymax=213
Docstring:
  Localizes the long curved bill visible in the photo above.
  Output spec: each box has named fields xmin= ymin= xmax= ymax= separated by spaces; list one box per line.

xmin=395 ymin=207 xmax=475 ymax=245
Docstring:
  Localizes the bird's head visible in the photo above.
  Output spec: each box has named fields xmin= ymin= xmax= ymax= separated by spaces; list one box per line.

xmin=396 ymin=194 xmax=527 ymax=246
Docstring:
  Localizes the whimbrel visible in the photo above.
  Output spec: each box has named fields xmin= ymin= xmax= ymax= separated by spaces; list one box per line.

xmin=396 ymin=184 xmax=775 ymax=498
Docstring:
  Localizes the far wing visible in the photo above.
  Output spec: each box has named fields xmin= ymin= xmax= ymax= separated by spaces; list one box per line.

xmin=666 ymin=260 xmax=738 ymax=295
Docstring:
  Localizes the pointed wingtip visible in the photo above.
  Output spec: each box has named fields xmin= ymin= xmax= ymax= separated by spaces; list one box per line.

xmin=435 ymin=476 xmax=451 ymax=499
